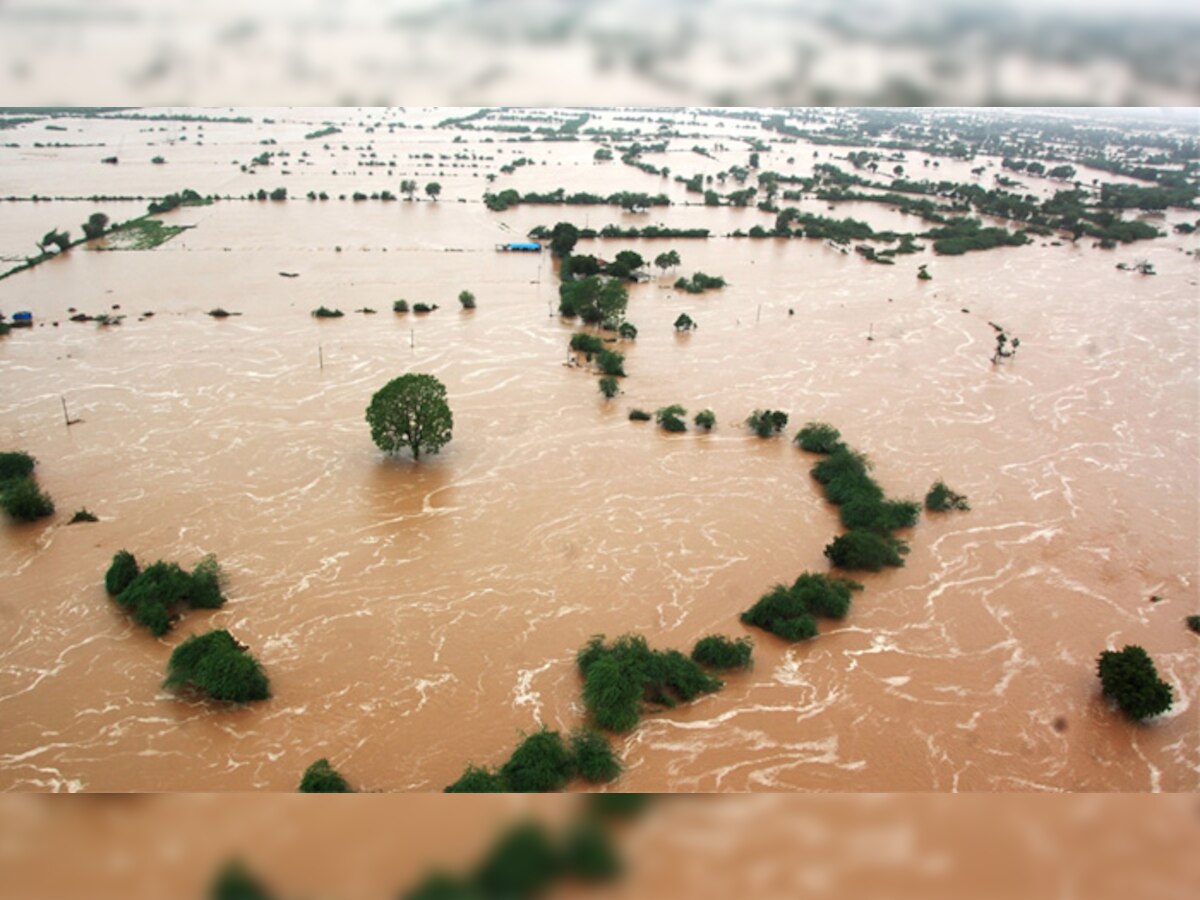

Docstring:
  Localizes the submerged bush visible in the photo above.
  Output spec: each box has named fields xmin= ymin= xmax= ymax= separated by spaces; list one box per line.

xmin=570 ymin=729 xmax=621 ymax=783
xmin=68 ymin=508 xmax=99 ymax=524
xmin=596 ymin=349 xmax=625 ymax=377
xmin=925 ymin=480 xmax=970 ymax=511
xmin=164 ymin=629 xmax=270 ymax=703
xmin=1097 ymin=645 xmax=1173 ymax=721
xmin=473 ymin=822 xmax=561 ymax=899
xmin=458 ymin=290 xmax=476 ymax=309
xmin=691 ymin=635 xmax=753 ymax=669
xmin=105 ymin=550 xmax=140 ymax=596
xmin=299 ymin=758 xmax=353 ymax=793
xmin=740 ymin=573 xmax=862 ymax=640
xmin=111 ymin=556 xmax=228 ymax=635
xmin=694 ymin=409 xmax=716 ymax=430
xmin=598 ymin=376 xmax=619 ymax=399
xmin=794 ymin=422 xmax=842 ymax=454
xmin=312 ymin=306 xmax=343 ymax=318
xmin=393 ymin=299 xmax=410 ymax=313
xmin=569 ymin=332 xmax=604 ymax=354
xmin=0 ymin=477 xmax=55 ymax=522
xmin=839 ymin=496 xmax=920 ymax=533
xmin=561 ymin=818 xmax=622 ymax=882
xmin=628 ymin=409 xmax=651 ymax=422
xmin=655 ymin=405 xmax=687 ymax=432
xmin=188 ymin=553 xmax=226 ymax=609
xmin=0 ymin=451 xmax=36 ymax=482
xmin=444 ymin=764 xmax=507 ymax=793
xmin=824 ymin=530 xmax=907 ymax=571
xmin=746 ymin=409 xmax=788 ymax=437
xmin=499 ymin=728 xmax=577 ymax=793
xmin=165 ymin=628 xmax=271 ymax=700
xmin=577 ymin=634 xmax=722 ymax=733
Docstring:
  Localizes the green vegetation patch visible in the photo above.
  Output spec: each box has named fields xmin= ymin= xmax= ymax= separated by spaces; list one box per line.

xmin=741 ymin=574 xmax=862 ymax=640
xmin=794 ymin=422 xmax=842 ymax=454
xmin=925 ymin=480 xmax=970 ymax=512
xmin=1097 ymin=645 xmax=1173 ymax=722
xmin=103 ymin=217 xmax=189 ymax=250
xmin=445 ymin=726 xmax=620 ymax=793
xmin=0 ymin=476 xmax=54 ymax=522
xmin=106 ymin=551 xmax=227 ymax=636
xmin=298 ymin=758 xmax=353 ymax=793
xmin=577 ymin=633 xmax=722 ymax=733
xmin=164 ymin=629 xmax=270 ymax=703
xmin=691 ymin=635 xmax=753 ymax=669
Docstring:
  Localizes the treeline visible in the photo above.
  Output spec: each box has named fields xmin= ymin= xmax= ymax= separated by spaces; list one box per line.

xmin=485 ymin=187 xmax=670 ymax=212
xmin=529 ymin=223 xmax=708 ymax=239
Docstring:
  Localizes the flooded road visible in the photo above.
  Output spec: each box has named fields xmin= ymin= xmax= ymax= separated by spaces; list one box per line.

xmin=0 ymin=109 xmax=1196 ymax=791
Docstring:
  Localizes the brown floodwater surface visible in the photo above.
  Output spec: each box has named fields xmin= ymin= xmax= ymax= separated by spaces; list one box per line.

xmin=0 ymin=109 xmax=1197 ymax=791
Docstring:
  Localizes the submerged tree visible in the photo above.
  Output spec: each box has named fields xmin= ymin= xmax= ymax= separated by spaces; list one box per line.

xmin=1097 ymin=645 xmax=1173 ymax=721
xmin=654 ymin=249 xmax=681 ymax=275
xmin=366 ymin=373 xmax=454 ymax=461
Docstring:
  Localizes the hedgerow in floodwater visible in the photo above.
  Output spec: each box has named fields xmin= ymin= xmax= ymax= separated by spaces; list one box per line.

xmin=823 ymin=530 xmax=908 ymax=571
xmin=741 ymin=574 xmax=862 ymax=640
xmin=577 ymin=634 xmax=722 ymax=733
xmin=298 ymin=758 xmax=353 ymax=793
xmin=794 ymin=422 xmax=842 ymax=454
xmin=1097 ymin=645 xmax=1173 ymax=722
xmin=628 ymin=409 xmax=651 ymax=422
xmin=691 ymin=635 xmax=753 ymax=669
xmin=445 ymin=725 xmax=620 ymax=793
xmin=807 ymin=444 xmax=919 ymax=554
xmin=598 ymin=376 xmax=619 ymax=399
xmin=925 ymin=480 xmax=970 ymax=511
xmin=311 ymin=305 xmax=343 ymax=318
xmin=164 ymin=629 xmax=270 ymax=703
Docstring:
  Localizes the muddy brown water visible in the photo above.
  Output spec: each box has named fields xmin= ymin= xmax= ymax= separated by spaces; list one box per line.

xmin=0 ymin=110 xmax=1196 ymax=791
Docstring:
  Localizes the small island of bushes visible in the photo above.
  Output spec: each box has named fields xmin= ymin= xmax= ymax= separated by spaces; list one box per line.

xmin=104 ymin=550 xmax=227 ymax=636
xmin=164 ymin=629 xmax=270 ymax=703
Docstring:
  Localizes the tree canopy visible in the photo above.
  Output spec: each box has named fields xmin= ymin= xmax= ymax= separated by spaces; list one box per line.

xmin=1097 ymin=645 xmax=1173 ymax=721
xmin=366 ymin=374 xmax=454 ymax=461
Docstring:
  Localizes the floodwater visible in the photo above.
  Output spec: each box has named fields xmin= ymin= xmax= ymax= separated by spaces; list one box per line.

xmin=0 ymin=109 xmax=1196 ymax=792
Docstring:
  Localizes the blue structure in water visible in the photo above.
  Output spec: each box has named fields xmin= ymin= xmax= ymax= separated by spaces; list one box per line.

xmin=497 ymin=242 xmax=541 ymax=252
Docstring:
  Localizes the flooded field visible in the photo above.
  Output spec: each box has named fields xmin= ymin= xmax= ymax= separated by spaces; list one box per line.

xmin=0 ymin=108 xmax=1196 ymax=792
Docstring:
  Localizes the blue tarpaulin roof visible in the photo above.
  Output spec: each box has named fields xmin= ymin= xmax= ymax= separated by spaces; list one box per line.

xmin=12 ymin=311 xmax=32 ymax=321
xmin=505 ymin=242 xmax=541 ymax=250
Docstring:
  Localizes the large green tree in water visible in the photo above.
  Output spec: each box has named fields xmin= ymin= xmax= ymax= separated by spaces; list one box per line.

xmin=366 ymin=373 xmax=453 ymax=461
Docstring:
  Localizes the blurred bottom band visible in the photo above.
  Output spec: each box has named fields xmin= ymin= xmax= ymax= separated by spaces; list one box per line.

xmin=0 ymin=794 xmax=1195 ymax=900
